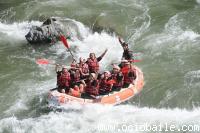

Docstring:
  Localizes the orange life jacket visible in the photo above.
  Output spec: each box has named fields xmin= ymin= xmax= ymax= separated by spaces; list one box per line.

xmin=87 ymin=58 xmax=99 ymax=73
xmin=71 ymin=89 xmax=80 ymax=97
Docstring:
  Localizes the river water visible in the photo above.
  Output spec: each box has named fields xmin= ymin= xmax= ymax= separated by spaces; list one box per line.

xmin=0 ymin=0 xmax=200 ymax=132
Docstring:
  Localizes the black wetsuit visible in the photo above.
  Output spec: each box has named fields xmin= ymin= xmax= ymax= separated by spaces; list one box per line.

xmin=122 ymin=49 xmax=133 ymax=60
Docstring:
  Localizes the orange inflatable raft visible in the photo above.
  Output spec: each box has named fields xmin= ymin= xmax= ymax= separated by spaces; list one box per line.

xmin=48 ymin=65 xmax=144 ymax=106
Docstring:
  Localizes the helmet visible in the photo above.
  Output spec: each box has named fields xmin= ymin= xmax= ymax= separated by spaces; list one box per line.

xmin=125 ymin=62 xmax=130 ymax=65
xmin=121 ymin=59 xmax=128 ymax=63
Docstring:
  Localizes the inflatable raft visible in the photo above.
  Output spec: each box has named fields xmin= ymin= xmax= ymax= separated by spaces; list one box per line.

xmin=47 ymin=65 xmax=144 ymax=106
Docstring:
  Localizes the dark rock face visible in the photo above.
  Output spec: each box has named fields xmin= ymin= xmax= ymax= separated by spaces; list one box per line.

xmin=25 ymin=18 xmax=63 ymax=44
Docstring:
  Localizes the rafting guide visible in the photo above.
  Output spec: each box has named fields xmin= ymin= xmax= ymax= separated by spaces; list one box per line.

xmin=118 ymin=37 xmax=134 ymax=61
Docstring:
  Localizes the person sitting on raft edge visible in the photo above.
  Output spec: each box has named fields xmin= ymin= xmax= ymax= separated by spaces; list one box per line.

xmin=121 ymin=60 xmax=136 ymax=88
xmin=55 ymin=65 xmax=71 ymax=93
xmin=118 ymin=37 xmax=133 ymax=60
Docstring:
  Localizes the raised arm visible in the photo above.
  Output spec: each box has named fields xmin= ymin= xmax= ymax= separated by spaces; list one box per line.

xmin=55 ymin=64 xmax=61 ymax=72
xmin=118 ymin=37 xmax=125 ymax=46
xmin=99 ymin=49 xmax=108 ymax=58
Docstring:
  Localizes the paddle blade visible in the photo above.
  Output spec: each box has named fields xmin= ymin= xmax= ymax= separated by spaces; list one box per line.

xmin=36 ymin=59 xmax=50 ymax=65
xmin=60 ymin=35 xmax=70 ymax=48
xmin=129 ymin=59 xmax=142 ymax=63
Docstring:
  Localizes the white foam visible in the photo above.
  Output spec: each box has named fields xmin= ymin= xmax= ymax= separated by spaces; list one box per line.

xmin=142 ymin=13 xmax=200 ymax=56
xmin=184 ymin=70 xmax=200 ymax=87
xmin=0 ymin=21 xmax=41 ymax=41
xmin=165 ymin=14 xmax=200 ymax=41
xmin=73 ymin=32 xmax=123 ymax=70
xmin=177 ymin=30 xmax=200 ymax=41
xmin=1 ymin=105 xmax=200 ymax=133
xmin=197 ymin=0 xmax=200 ymax=4
xmin=4 ymin=79 xmax=56 ymax=115
xmin=52 ymin=17 xmax=123 ymax=69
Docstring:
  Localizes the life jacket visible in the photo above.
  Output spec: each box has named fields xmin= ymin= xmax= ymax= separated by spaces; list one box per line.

xmin=81 ymin=63 xmax=89 ymax=74
xmin=71 ymin=71 xmax=81 ymax=83
xmin=111 ymin=72 xmax=124 ymax=88
xmin=58 ymin=72 xmax=71 ymax=87
xmin=85 ymin=79 xmax=99 ymax=96
xmin=87 ymin=58 xmax=99 ymax=73
xmin=123 ymin=67 xmax=136 ymax=84
xmin=99 ymin=78 xmax=112 ymax=93
xmin=71 ymin=89 xmax=80 ymax=97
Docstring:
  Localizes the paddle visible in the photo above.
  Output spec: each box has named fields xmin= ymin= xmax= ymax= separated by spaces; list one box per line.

xmin=36 ymin=58 xmax=79 ymax=70
xmin=36 ymin=59 xmax=58 ymax=66
xmin=36 ymin=59 xmax=53 ymax=65
xmin=60 ymin=35 xmax=76 ymax=61
xmin=50 ymin=18 xmax=71 ymax=46
xmin=129 ymin=59 xmax=142 ymax=63
xmin=60 ymin=35 xmax=69 ymax=48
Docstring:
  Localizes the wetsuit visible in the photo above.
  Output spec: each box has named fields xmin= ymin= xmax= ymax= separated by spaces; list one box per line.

xmin=122 ymin=49 xmax=133 ymax=60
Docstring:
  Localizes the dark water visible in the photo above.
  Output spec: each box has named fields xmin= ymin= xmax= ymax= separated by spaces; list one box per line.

xmin=0 ymin=0 xmax=200 ymax=132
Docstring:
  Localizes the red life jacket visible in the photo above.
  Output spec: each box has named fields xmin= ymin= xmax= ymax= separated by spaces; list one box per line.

xmin=81 ymin=63 xmax=89 ymax=74
xmin=85 ymin=79 xmax=99 ymax=96
xmin=58 ymin=72 xmax=71 ymax=87
xmin=111 ymin=72 xmax=124 ymax=88
xmin=72 ymin=71 xmax=81 ymax=83
xmin=87 ymin=58 xmax=99 ymax=73
xmin=123 ymin=67 xmax=136 ymax=84
xmin=99 ymin=78 xmax=112 ymax=93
